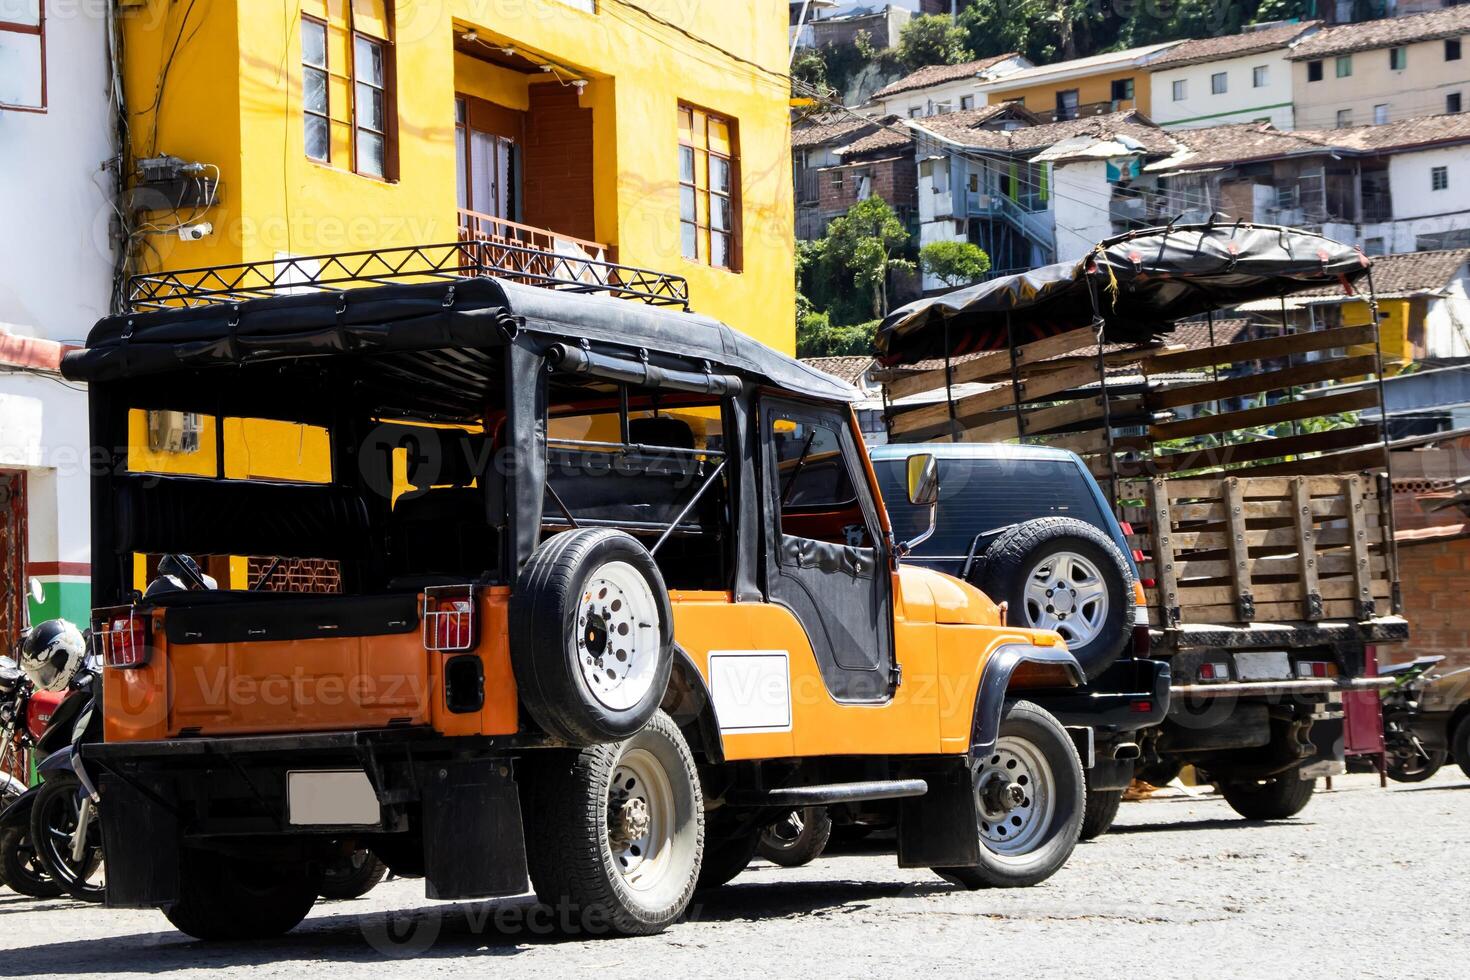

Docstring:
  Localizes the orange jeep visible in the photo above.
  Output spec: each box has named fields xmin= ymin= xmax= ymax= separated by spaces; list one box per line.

xmin=64 ymin=258 xmax=1089 ymax=940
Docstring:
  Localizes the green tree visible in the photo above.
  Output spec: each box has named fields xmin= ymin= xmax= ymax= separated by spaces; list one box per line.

xmin=920 ymin=240 xmax=992 ymax=289
xmin=790 ymin=47 xmax=831 ymax=100
xmin=796 ymin=311 xmax=880 ymax=358
xmin=896 ymin=14 xmax=973 ymax=71
xmin=819 ymin=197 xmax=915 ymax=318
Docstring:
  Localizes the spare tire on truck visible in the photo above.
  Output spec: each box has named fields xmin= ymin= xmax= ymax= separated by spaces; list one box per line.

xmin=510 ymin=528 xmax=675 ymax=745
xmin=974 ymin=517 xmax=1136 ymax=680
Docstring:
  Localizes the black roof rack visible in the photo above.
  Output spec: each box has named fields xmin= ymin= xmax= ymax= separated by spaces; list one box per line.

xmin=126 ymin=239 xmax=691 ymax=313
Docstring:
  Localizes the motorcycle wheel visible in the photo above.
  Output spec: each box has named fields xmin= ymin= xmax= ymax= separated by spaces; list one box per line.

xmin=29 ymin=774 xmax=104 ymax=903
xmin=1387 ymin=746 xmax=1447 ymax=783
xmin=0 ymin=825 xmax=64 ymax=898
xmin=314 ymin=849 xmax=388 ymax=900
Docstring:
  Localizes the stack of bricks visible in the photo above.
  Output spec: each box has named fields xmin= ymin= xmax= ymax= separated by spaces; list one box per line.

xmin=1389 ymin=500 xmax=1470 ymax=671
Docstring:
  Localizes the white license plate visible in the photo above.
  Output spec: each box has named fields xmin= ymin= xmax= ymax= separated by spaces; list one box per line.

xmin=287 ymin=770 xmax=380 ymax=826
xmin=1235 ymin=651 xmax=1292 ymax=682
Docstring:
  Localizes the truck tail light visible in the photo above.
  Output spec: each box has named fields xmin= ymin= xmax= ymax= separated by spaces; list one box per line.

xmin=1198 ymin=661 xmax=1230 ymax=681
xmin=1297 ymin=660 xmax=1338 ymax=679
xmin=1118 ymin=521 xmax=1156 ymax=587
xmin=95 ymin=607 xmax=150 ymax=669
xmin=423 ymin=586 xmax=479 ymax=652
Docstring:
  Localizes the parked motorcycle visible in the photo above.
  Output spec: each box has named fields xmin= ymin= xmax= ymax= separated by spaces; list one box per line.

xmin=1381 ymin=656 xmax=1450 ymax=783
xmin=0 ymin=610 xmax=102 ymax=902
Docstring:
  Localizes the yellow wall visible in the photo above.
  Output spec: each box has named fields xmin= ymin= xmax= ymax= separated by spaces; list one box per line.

xmin=120 ymin=0 xmax=796 ymax=352
xmin=1342 ymin=298 xmax=1412 ymax=368
xmin=984 ymin=69 xmax=1148 ymax=118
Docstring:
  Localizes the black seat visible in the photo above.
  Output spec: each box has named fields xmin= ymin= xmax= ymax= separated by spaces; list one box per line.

xmin=629 ymin=415 xmax=696 ymax=451
xmin=389 ymin=487 xmax=499 ymax=582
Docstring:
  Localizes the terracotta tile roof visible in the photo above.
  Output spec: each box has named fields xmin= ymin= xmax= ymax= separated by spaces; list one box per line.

xmin=838 ymin=118 xmax=914 ymax=157
xmin=1153 ymin=113 xmax=1470 ymax=171
xmin=871 ymin=53 xmax=1019 ymax=100
xmin=1145 ymin=21 xmax=1322 ymax=70
xmin=1161 ymin=317 xmax=1254 ymax=349
xmin=1288 ymin=6 xmax=1470 ymax=60
xmin=1331 ymin=111 xmax=1470 ymax=152
xmin=801 ymin=356 xmax=877 ymax=386
xmin=792 ymin=114 xmax=874 ymax=149
xmin=1292 ymin=249 xmax=1470 ymax=299
xmin=919 ymin=109 xmax=1176 ymax=156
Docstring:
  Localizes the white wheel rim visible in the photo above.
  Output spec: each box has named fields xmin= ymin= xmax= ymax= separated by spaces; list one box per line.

xmin=1022 ymin=551 xmax=1110 ymax=648
xmin=609 ymin=747 xmax=675 ymax=892
xmin=576 ymin=561 xmax=662 ymax=712
xmin=976 ymin=735 xmax=1055 ymax=858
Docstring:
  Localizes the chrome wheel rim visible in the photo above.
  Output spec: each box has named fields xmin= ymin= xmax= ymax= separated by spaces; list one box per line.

xmin=1023 ymin=551 xmax=1109 ymax=647
xmin=976 ymin=735 xmax=1055 ymax=858
xmin=608 ymin=747 xmax=674 ymax=893
xmin=577 ymin=561 xmax=661 ymax=711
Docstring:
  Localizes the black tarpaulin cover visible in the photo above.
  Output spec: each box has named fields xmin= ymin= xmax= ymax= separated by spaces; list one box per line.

xmin=875 ymin=224 xmax=1371 ymax=366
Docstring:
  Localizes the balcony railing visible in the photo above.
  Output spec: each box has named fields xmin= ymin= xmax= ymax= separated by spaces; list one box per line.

xmin=127 ymin=216 xmax=689 ymax=312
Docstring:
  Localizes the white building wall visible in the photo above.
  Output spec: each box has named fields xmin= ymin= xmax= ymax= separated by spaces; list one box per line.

xmin=870 ymin=57 xmax=1028 ymax=119
xmin=1383 ymin=144 xmax=1470 ymax=251
xmin=1424 ymin=267 xmax=1470 ymax=359
xmin=1291 ymin=36 xmax=1470 ymax=130
xmin=916 ymin=155 xmax=965 ymax=291
xmin=1149 ymin=50 xmax=1297 ymax=130
xmin=0 ymin=7 xmax=112 ymax=622
xmin=1052 ymin=160 xmax=1113 ymax=264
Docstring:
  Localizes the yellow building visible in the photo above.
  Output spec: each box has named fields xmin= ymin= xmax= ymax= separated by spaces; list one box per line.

xmin=116 ymin=1 xmax=795 ymax=589
xmin=975 ymin=42 xmax=1180 ymax=120
xmin=119 ymin=0 xmax=795 ymax=350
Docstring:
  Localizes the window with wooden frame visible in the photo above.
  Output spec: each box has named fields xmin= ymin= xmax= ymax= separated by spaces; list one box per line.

xmin=678 ymin=103 xmax=740 ymax=270
xmin=299 ymin=1 xmax=397 ymax=180
xmin=0 ymin=0 xmax=45 ymax=112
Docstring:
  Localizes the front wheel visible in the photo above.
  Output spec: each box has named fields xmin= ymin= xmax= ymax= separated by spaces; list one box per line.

xmin=933 ymin=700 xmax=1084 ymax=889
xmin=1219 ymin=770 xmax=1316 ymax=820
xmin=1387 ymin=746 xmax=1447 ymax=783
xmin=757 ymin=807 xmax=832 ymax=867
xmin=163 ymin=849 xmax=317 ymax=940
xmin=29 ymin=775 xmax=104 ymax=903
xmin=523 ymin=710 xmax=703 ymax=935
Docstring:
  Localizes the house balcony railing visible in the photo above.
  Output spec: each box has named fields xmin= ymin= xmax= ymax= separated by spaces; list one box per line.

xmin=127 ymin=214 xmax=689 ymax=312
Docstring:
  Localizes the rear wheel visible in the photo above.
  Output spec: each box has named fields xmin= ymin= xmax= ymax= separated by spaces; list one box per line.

xmin=933 ymin=700 xmax=1084 ymax=889
xmin=314 ymin=849 xmax=388 ymax=900
xmin=29 ymin=774 xmax=104 ymax=902
xmin=695 ymin=830 xmax=760 ymax=891
xmin=757 ymin=807 xmax=832 ymax=868
xmin=1079 ymin=787 xmax=1124 ymax=841
xmin=1219 ymin=770 xmax=1316 ymax=820
xmin=1453 ymin=717 xmax=1470 ymax=780
xmin=1387 ymin=746 xmax=1447 ymax=783
xmin=163 ymin=849 xmax=317 ymax=940
xmin=0 ymin=825 xmax=63 ymax=898
xmin=524 ymin=710 xmax=703 ymax=934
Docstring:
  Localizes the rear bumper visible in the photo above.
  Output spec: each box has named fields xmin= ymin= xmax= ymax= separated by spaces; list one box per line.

xmin=86 ymin=729 xmax=529 ymax=908
xmin=1035 ymin=657 xmax=1171 ymax=737
xmin=1171 ymin=677 xmax=1395 ymax=698
xmin=1152 ymin=616 xmax=1409 ymax=651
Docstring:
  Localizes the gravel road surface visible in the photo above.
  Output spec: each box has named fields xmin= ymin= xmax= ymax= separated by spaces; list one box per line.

xmin=4 ymin=770 xmax=1466 ymax=979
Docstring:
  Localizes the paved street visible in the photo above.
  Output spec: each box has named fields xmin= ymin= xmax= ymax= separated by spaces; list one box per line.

xmin=4 ymin=770 xmax=1466 ymax=979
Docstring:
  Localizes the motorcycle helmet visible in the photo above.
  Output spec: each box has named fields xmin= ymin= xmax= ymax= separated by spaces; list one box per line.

xmin=20 ymin=619 xmax=87 ymax=693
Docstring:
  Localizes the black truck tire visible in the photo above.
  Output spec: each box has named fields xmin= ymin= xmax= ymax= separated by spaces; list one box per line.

xmin=934 ymin=700 xmax=1084 ymax=889
xmin=696 ymin=830 xmax=761 ymax=891
xmin=523 ymin=710 xmax=703 ymax=935
xmin=1219 ymin=771 xmax=1316 ymax=820
xmin=0 ymin=825 xmax=64 ymax=898
xmin=757 ymin=806 xmax=833 ymax=867
xmin=163 ymin=849 xmax=317 ymax=940
xmin=511 ymin=528 xmax=675 ymax=745
xmin=1079 ymin=788 xmax=1124 ymax=841
xmin=1454 ymin=715 xmax=1470 ymax=780
xmin=315 ymin=849 xmax=388 ymax=900
xmin=975 ymin=518 xmax=1136 ymax=680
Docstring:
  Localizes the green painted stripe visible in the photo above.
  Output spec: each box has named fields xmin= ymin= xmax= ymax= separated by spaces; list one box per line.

xmin=27 ymin=579 xmax=91 ymax=629
xmin=1159 ymin=101 xmax=1293 ymax=126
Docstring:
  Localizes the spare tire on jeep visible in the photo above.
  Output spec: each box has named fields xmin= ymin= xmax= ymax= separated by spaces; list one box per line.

xmin=974 ymin=517 xmax=1136 ymax=680
xmin=510 ymin=528 xmax=675 ymax=745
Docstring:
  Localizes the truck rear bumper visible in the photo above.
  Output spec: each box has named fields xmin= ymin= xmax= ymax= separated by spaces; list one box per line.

xmin=85 ymin=728 xmax=529 ymax=908
xmin=1171 ymin=676 xmax=1395 ymax=698
xmin=1152 ymin=616 xmax=1409 ymax=651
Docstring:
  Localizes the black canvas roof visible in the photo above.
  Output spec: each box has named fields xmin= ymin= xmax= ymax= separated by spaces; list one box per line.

xmin=875 ymin=224 xmax=1371 ymax=366
xmin=62 ymin=277 xmax=856 ymax=402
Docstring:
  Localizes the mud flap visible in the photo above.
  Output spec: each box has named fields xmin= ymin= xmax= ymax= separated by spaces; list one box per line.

xmin=98 ymin=773 xmax=180 ymax=908
xmin=419 ymin=760 xmax=529 ymax=900
xmin=896 ymin=759 xmax=979 ymax=869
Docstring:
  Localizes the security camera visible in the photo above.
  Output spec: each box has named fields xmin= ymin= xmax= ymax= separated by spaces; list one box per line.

xmin=177 ymin=222 xmax=213 ymax=241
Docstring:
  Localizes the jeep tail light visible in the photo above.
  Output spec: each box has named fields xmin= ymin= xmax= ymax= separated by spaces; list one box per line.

xmin=1132 ymin=624 xmax=1151 ymax=657
xmin=1297 ymin=661 xmax=1338 ymax=679
xmin=96 ymin=607 xmax=150 ymax=669
xmin=423 ymin=585 xmax=479 ymax=652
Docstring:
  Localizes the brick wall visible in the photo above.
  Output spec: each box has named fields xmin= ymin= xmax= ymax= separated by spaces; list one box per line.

xmin=1390 ymin=534 xmax=1470 ymax=673
xmin=816 ymin=155 xmax=917 ymax=218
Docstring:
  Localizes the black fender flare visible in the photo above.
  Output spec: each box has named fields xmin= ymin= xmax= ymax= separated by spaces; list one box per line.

xmin=0 ymin=785 xmax=40 ymax=829
xmin=970 ymin=643 xmax=1084 ymax=758
xmin=660 ymin=646 xmax=725 ymax=764
xmin=37 ymin=745 xmax=74 ymax=777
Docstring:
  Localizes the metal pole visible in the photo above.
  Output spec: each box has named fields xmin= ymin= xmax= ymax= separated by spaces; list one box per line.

xmin=1005 ymin=312 xmax=1025 ymax=444
xmin=789 ymin=0 xmax=813 ymax=66
xmin=944 ymin=319 xmax=960 ymax=443
xmin=1365 ymin=265 xmax=1403 ymax=613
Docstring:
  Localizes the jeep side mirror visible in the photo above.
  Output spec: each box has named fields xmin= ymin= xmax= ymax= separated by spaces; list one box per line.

xmin=897 ymin=453 xmax=939 ymax=558
xmin=906 ymin=453 xmax=939 ymax=506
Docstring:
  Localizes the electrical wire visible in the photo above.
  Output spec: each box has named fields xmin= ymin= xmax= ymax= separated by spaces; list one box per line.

xmin=602 ymin=0 xmax=791 ymax=92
